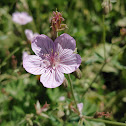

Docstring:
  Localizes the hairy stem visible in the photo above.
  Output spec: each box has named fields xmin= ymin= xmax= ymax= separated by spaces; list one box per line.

xmin=68 ymin=74 xmax=79 ymax=114
xmin=84 ymin=116 xmax=126 ymax=126
xmin=82 ymin=62 xmax=106 ymax=97
xmin=103 ymin=15 xmax=106 ymax=61
xmin=57 ymin=32 xmax=58 ymax=38
xmin=82 ymin=14 xmax=107 ymax=96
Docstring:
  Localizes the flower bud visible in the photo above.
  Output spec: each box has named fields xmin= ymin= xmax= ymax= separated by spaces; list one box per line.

xmin=94 ymin=112 xmax=112 ymax=118
xmin=73 ymin=68 xmax=82 ymax=79
xmin=63 ymin=77 xmax=68 ymax=88
xmin=34 ymin=101 xmax=50 ymax=115
xmin=51 ymin=10 xmax=67 ymax=32
xmin=102 ymin=0 xmax=112 ymax=15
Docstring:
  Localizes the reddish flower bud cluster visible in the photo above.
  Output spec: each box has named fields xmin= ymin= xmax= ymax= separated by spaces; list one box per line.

xmin=51 ymin=11 xmax=67 ymax=32
xmin=34 ymin=101 xmax=50 ymax=115
xmin=94 ymin=112 xmax=112 ymax=118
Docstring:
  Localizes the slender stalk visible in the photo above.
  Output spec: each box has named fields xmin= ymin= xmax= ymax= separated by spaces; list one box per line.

xmin=57 ymin=32 xmax=58 ymax=38
xmin=68 ymin=74 xmax=79 ymax=114
xmin=103 ymin=15 xmax=106 ymax=61
xmin=84 ymin=116 xmax=126 ymax=126
xmin=82 ymin=14 xmax=107 ymax=97
xmin=27 ymin=2 xmax=38 ymax=32
xmin=82 ymin=62 xmax=106 ymax=97
xmin=82 ymin=14 xmax=107 ymax=96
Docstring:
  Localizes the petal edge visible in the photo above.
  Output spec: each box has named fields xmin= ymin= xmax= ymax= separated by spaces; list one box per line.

xmin=54 ymin=33 xmax=76 ymax=51
xmin=40 ymin=69 xmax=64 ymax=88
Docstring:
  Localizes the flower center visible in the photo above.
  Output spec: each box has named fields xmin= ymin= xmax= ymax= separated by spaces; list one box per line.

xmin=50 ymin=52 xmax=60 ymax=69
xmin=42 ymin=51 xmax=60 ymax=69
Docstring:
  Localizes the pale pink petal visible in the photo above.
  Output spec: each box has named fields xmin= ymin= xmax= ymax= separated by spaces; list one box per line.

xmin=23 ymin=55 xmax=46 ymax=75
xmin=55 ymin=43 xmax=73 ymax=58
xmin=12 ymin=12 xmax=32 ymax=25
xmin=58 ymin=52 xmax=81 ymax=74
xmin=77 ymin=103 xmax=83 ymax=114
xmin=54 ymin=33 xmax=76 ymax=51
xmin=22 ymin=51 xmax=29 ymax=59
xmin=25 ymin=29 xmax=34 ymax=41
xmin=33 ymin=33 xmax=39 ymax=38
xmin=32 ymin=35 xmax=54 ymax=56
xmin=12 ymin=12 xmax=20 ymax=23
xmin=55 ymin=43 xmax=81 ymax=74
xmin=40 ymin=68 xmax=64 ymax=88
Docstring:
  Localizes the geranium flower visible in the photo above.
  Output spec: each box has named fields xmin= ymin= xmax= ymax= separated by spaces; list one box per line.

xmin=25 ymin=29 xmax=39 ymax=42
xmin=12 ymin=12 xmax=33 ymax=25
xmin=23 ymin=33 xmax=81 ymax=88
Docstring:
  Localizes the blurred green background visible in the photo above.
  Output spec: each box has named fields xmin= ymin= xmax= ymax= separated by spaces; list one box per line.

xmin=0 ymin=0 xmax=126 ymax=125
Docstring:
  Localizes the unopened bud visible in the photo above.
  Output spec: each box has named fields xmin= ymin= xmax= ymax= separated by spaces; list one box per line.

xmin=63 ymin=77 xmax=68 ymax=88
xmin=94 ymin=112 xmax=112 ymax=118
xmin=102 ymin=0 xmax=112 ymax=15
xmin=51 ymin=10 xmax=67 ymax=32
xmin=73 ymin=68 xmax=82 ymax=79
xmin=34 ymin=101 xmax=50 ymax=115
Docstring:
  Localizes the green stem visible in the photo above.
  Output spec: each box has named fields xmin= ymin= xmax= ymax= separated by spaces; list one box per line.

xmin=85 ymin=116 xmax=126 ymax=126
xmin=68 ymin=74 xmax=79 ymax=114
xmin=57 ymin=32 xmax=58 ymax=38
xmin=27 ymin=3 xmax=38 ymax=32
xmin=82 ymin=14 xmax=108 ymax=96
xmin=82 ymin=62 xmax=106 ymax=96
xmin=103 ymin=15 xmax=106 ymax=61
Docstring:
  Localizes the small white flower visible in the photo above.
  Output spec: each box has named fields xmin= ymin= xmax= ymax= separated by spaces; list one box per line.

xmin=77 ymin=103 xmax=83 ymax=114
xmin=12 ymin=12 xmax=33 ymax=25
xmin=59 ymin=96 xmax=65 ymax=101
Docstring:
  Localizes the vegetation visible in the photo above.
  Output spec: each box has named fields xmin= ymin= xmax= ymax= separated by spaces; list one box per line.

xmin=0 ymin=0 xmax=126 ymax=125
